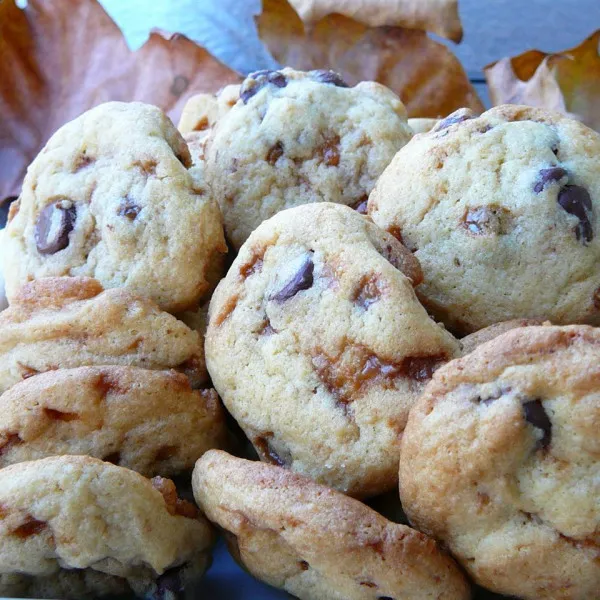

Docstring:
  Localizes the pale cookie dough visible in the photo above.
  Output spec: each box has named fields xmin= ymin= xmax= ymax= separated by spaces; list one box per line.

xmin=206 ymin=203 xmax=460 ymax=497
xmin=2 ymin=101 xmax=226 ymax=312
xmin=192 ymin=450 xmax=471 ymax=600
xmin=0 ymin=277 xmax=206 ymax=394
xmin=0 ymin=366 xmax=226 ymax=476
xmin=0 ymin=455 xmax=214 ymax=599
xmin=400 ymin=325 xmax=600 ymax=600
xmin=204 ymin=68 xmax=413 ymax=248
xmin=369 ymin=105 xmax=600 ymax=334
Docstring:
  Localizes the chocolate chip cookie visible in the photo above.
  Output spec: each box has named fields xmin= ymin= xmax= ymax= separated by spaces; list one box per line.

xmin=193 ymin=450 xmax=471 ymax=600
xmin=369 ymin=105 xmax=600 ymax=334
xmin=399 ymin=324 xmax=600 ymax=599
xmin=2 ymin=101 xmax=227 ymax=312
xmin=204 ymin=68 xmax=413 ymax=248
xmin=206 ymin=203 xmax=460 ymax=497
xmin=0 ymin=277 xmax=206 ymax=394
xmin=0 ymin=366 xmax=226 ymax=476
xmin=0 ymin=455 xmax=214 ymax=599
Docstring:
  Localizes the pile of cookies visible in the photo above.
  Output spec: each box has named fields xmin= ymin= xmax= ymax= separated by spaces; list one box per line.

xmin=0 ymin=66 xmax=598 ymax=600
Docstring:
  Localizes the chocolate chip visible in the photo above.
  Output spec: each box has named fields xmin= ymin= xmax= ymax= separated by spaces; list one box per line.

xmin=298 ymin=560 xmax=309 ymax=571
xmin=534 ymin=167 xmax=568 ymax=193
xmin=254 ymin=434 xmax=287 ymax=466
xmin=271 ymin=255 xmax=314 ymax=302
xmin=433 ymin=108 xmax=474 ymax=132
xmin=557 ymin=185 xmax=593 ymax=244
xmin=155 ymin=445 xmax=177 ymax=461
xmin=378 ymin=597 xmax=396 ymax=600
xmin=360 ymin=581 xmax=377 ymax=588
xmin=153 ymin=566 xmax=183 ymax=600
xmin=103 ymin=451 xmax=121 ymax=465
xmin=43 ymin=408 xmax=79 ymax=422
xmin=240 ymin=70 xmax=287 ymax=103
xmin=309 ymin=69 xmax=349 ymax=87
xmin=118 ymin=198 xmax=141 ymax=220
xmin=462 ymin=205 xmax=512 ymax=236
xmin=523 ymin=399 xmax=552 ymax=448
xmin=35 ymin=201 xmax=76 ymax=255
xmin=0 ymin=196 xmax=18 ymax=229
xmin=266 ymin=141 xmax=284 ymax=165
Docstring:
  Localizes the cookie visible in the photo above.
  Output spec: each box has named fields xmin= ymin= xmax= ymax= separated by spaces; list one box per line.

xmin=369 ymin=105 xmax=600 ymax=334
xmin=204 ymin=68 xmax=413 ymax=248
xmin=0 ymin=230 xmax=7 ymax=312
xmin=206 ymin=203 xmax=460 ymax=497
xmin=399 ymin=325 xmax=600 ymax=599
xmin=0 ymin=277 xmax=206 ymax=394
xmin=0 ymin=366 xmax=226 ymax=476
xmin=408 ymin=118 xmax=439 ymax=134
xmin=1 ymin=101 xmax=227 ymax=312
xmin=192 ymin=450 xmax=471 ymax=600
xmin=178 ymin=84 xmax=240 ymax=137
xmin=0 ymin=455 xmax=214 ymax=599
xmin=459 ymin=318 xmax=546 ymax=356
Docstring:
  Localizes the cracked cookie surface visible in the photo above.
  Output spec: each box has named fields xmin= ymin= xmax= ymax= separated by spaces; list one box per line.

xmin=2 ymin=101 xmax=226 ymax=312
xmin=0 ymin=455 xmax=213 ymax=599
xmin=205 ymin=203 xmax=460 ymax=497
xmin=369 ymin=105 xmax=600 ymax=334
xmin=204 ymin=68 xmax=413 ymax=249
xmin=0 ymin=277 xmax=206 ymax=394
xmin=193 ymin=450 xmax=471 ymax=600
xmin=399 ymin=324 xmax=600 ymax=600
xmin=0 ymin=366 xmax=226 ymax=476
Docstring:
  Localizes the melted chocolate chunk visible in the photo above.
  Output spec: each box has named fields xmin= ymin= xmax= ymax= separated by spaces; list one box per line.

xmin=266 ymin=141 xmax=284 ymax=165
xmin=309 ymin=69 xmax=349 ymax=87
xmin=434 ymin=109 xmax=474 ymax=132
xmin=523 ymin=399 xmax=552 ymax=448
xmin=401 ymin=355 xmax=446 ymax=382
xmin=240 ymin=70 xmax=287 ymax=103
xmin=254 ymin=434 xmax=287 ymax=466
xmin=353 ymin=275 xmax=382 ymax=309
xmin=43 ymin=408 xmax=79 ymax=422
xmin=0 ymin=196 xmax=18 ymax=229
xmin=557 ymin=185 xmax=593 ymax=244
xmin=118 ymin=198 xmax=141 ymax=220
xmin=534 ymin=167 xmax=567 ymax=193
xmin=271 ymin=256 xmax=314 ymax=302
xmin=11 ymin=516 xmax=47 ymax=538
xmin=318 ymin=135 xmax=341 ymax=167
xmin=35 ymin=201 xmax=77 ymax=254
xmin=298 ymin=560 xmax=310 ymax=571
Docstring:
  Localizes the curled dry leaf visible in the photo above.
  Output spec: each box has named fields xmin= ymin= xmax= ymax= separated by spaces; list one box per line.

xmin=257 ymin=0 xmax=483 ymax=119
xmin=485 ymin=30 xmax=600 ymax=132
xmin=289 ymin=0 xmax=463 ymax=43
xmin=0 ymin=0 xmax=240 ymax=201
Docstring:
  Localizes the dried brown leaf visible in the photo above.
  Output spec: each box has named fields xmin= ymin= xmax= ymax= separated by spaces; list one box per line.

xmin=257 ymin=0 xmax=482 ymax=119
xmin=0 ymin=0 xmax=240 ymax=200
xmin=289 ymin=0 xmax=463 ymax=42
xmin=485 ymin=30 xmax=600 ymax=132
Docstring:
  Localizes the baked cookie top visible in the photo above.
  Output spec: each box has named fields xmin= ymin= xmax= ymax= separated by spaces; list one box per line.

xmin=0 ymin=365 xmax=226 ymax=476
xmin=0 ymin=277 xmax=206 ymax=393
xmin=2 ymin=101 xmax=226 ymax=312
xmin=0 ymin=455 xmax=213 ymax=598
xmin=206 ymin=203 xmax=460 ymax=497
xmin=400 ymin=324 xmax=600 ymax=599
xmin=369 ymin=105 xmax=600 ymax=334
xmin=204 ymin=68 xmax=413 ymax=248
xmin=192 ymin=450 xmax=471 ymax=600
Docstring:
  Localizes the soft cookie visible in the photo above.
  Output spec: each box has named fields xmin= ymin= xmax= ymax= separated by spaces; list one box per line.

xmin=193 ymin=450 xmax=471 ymax=600
xmin=204 ymin=68 xmax=413 ymax=248
xmin=400 ymin=325 xmax=600 ymax=599
xmin=206 ymin=203 xmax=460 ymax=497
xmin=2 ymin=101 xmax=227 ymax=312
xmin=0 ymin=277 xmax=206 ymax=393
xmin=369 ymin=105 xmax=600 ymax=334
xmin=0 ymin=455 xmax=214 ymax=599
xmin=0 ymin=366 xmax=226 ymax=476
